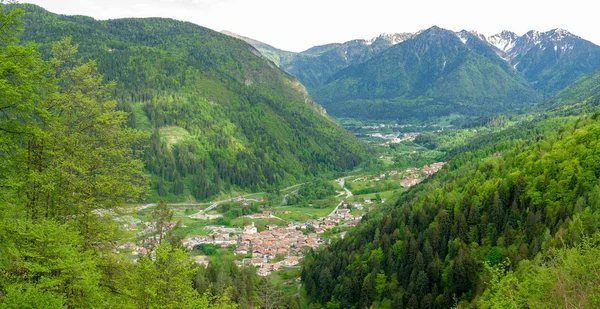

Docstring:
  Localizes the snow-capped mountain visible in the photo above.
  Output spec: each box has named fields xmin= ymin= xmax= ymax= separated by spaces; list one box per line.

xmin=483 ymin=28 xmax=588 ymax=63
xmin=446 ymin=28 xmax=600 ymax=94
xmin=485 ymin=28 xmax=600 ymax=93
xmin=486 ymin=30 xmax=519 ymax=53
xmin=228 ymin=26 xmax=600 ymax=101
xmin=366 ymin=32 xmax=414 ymax=46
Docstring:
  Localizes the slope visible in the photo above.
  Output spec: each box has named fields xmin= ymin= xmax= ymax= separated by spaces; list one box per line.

xmin=542 ymin=68 xmax=600 ymax=110
xmin=220 ymin=30 xmax=296 ymax=68
xmin=18 ymin=4 xmax=368 ymax=201
xmin=303 ymin=97 xmax=600 ymax=307
xmin=312 ymin=26 xmax=540 ymax=120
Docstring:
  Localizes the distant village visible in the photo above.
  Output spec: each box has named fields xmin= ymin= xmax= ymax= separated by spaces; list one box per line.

xmin=399 ymin=162 xmax=447 ymax=187
xmin=117 ymin=203 xmax=367 ymax=277
xmin=368 ymin=132 xmax=419 ymax=144
xmin=354 ymin=162 xmax=447 ymax=188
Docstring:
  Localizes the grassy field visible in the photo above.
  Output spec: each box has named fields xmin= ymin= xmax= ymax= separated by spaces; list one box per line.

xmin=348 ymin=179 xmax=374 ymax=191
xmin=177 ymin=218 xmax=212 ymax=237
xmin=243 ymin=192 xmax=266 ymax=200
xmin=159 ymin=126 xmax=194 ymax=147
xmin=270 ymin=267 xmax=302 ymax=297
xmin=132 ymin=103 xmax=152 ymax=132
xmin=352 ymin=188 xmax=406 ymax=201
xmin=271 ymin=205 xmax=336 ymax=222
xmin=331 ymin=180 xmax=343 ymax=190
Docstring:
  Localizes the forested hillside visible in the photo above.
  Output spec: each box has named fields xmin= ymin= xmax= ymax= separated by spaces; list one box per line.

xmin=18 ymin=4 xmax=368 ymax=201
xmin=302 ymin=95 xmax=600 ymax=307
xmin=0 ymin=5 xmax=300 ymax=308
xmin=543 ymin=68 xmax=600 ymax=110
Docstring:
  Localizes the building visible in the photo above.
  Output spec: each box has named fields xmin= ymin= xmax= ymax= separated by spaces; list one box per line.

xmin=243 ymin=222 xmax=257 ymax=234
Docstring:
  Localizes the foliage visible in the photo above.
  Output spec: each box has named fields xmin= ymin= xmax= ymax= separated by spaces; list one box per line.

xmin=286 ymin=178 xmax=337 ymax=206
xmin=152 ymin=200 xmax=174 ymax=244
xmin=194 ymin=252 xmax=262 ymax=309
xmin=134 ymin=243 xmax=200 ymax=308
xmin=302 ymin=108 xmax=600 ymax=308
xmin=0 ymin=6 xmax=242 ymax=308
xmin=0 ymin=4 xmax=146 ymax=307
xmin=479 ymin=234 xmax=600 ymax=308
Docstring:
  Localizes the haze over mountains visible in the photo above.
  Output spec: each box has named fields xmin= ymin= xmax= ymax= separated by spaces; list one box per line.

xmin=227 ymin=26 xmax=600 ymax=120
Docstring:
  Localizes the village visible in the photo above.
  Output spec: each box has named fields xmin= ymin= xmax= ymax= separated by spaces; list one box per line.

xmin=350 ymin=162 xmax=447 ymax=188
xmin=117 ymin=161 xmax=447 ymax=277
xmin=180 ymin=205 xmax=365 ymax=276
xmin=368 ymin=132 xmax=420 ymax=144
xmin=399 ymin=162 xmax=447 ymax=187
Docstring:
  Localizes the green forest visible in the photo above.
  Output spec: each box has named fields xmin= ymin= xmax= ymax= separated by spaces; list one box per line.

xmin=302 ymin=93 xmax=600 ymax=307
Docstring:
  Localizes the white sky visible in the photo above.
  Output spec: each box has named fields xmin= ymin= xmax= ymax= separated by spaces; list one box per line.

xmin=22 ymin=0 xmax=600 ymax=52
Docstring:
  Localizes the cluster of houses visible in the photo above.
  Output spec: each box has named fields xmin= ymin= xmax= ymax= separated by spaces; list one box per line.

xmin=333 ymin=205 xmax=367 ymax=227
xmin=368 ymin=132 xmax=419 ymax=144
xmin=360 ymin=123 xmax=412 ymax=130
xmin=236 ymin=255 xmax=301 ymax=276
xmin=245 ymin=210 xmax=275 ymax=219
xmin=180 ymin=221 xmax=324 ymax=276
xmin=180 ymin=204 xmax=370 ymax=276
xmin=400 ymin=162 xmax=447 ymax=187
xmin=182 ymin=226 xmax=241 ymax=249
xmin=236 ymin=224 xmax=319 ymax=276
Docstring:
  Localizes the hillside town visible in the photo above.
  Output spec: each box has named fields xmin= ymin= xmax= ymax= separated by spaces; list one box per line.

xmin=180 ymin=206 xmax=365 ymax=276
xmin=398 ymin=162 xmax=447 ymax=187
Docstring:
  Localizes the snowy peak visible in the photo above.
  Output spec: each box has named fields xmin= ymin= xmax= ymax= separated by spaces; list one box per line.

xmin=522 ymin=30 xmax=542 ymax=44
xmin=456 ymin=30 xmax=470 ymax=44
xmin=477 ymin=28 xmax=588 ymax=64
xmin=455 ymin=30 xmax=486 ymax=44
xmin=487 ymin=30 xmax=518 ymax=52
xmin=380 ymin=32 xmax=414 ymax=45
xmin=365 ymin=32 xmax=413 ymax=46
xmin=546 ymin=28 xmax=576 ymax=42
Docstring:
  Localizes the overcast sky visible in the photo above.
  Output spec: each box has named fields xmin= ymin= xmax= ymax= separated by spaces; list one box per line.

xmin=22 ymin=0 xmax=600 ymax=52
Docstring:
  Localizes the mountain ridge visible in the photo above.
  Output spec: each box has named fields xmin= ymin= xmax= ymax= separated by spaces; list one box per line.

xmin=18 ymin=3 xmax=368 ymax=201
xmin=231 ymin=26 xmax=600 ymax=120
xmin=311 ymin=26 xmax=541 ymax=120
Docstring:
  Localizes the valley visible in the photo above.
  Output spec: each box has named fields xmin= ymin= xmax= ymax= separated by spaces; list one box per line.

xmin=119 ymin=160 xmax=452 ymax=280
xmin=2 ymin=2 xmax=600 ymax=309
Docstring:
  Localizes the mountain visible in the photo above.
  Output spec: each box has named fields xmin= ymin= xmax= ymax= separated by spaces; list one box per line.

xmin=311 ymin=26 xmax=540 ymax=120
xmin=542 ymin=68 xmax=600 ymax=110
xmin=235 ymin=27 xmax=600 ymax=121
xmin=487 ymin=28 xmax=600 ymax=95
xmin=220 ymin=30 xmax=296 ymax=67
xmin=225 ymin=31 xmax=413 ymax=90
xmin=18 ymin=4 xmax=368 ymax=201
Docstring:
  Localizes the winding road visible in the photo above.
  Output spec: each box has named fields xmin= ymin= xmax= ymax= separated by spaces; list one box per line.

xmin=328 ymin=177 xmax=354 ymax=217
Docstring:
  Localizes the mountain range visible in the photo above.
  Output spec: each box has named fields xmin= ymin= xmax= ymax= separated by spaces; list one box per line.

xmin=227 ymin=27 xmax=600 ymax=120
